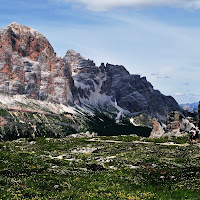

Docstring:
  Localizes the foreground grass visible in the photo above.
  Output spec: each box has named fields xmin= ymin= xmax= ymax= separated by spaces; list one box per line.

xmin=0 ymin=136 xmax=200 ymax=199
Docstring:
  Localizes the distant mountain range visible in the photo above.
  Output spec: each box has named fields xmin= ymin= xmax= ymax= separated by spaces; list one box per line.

xmin=180 ymin=102 xmax=199 ymax=113
xmin=0 ymin=22 xmax=183 ymax=139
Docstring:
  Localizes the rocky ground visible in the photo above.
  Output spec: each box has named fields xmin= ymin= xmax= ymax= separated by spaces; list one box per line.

xmin=0 ymin=135 xmax=200 ymax=199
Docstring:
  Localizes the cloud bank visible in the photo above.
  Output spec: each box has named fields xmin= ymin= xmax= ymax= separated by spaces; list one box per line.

xmin=62 ymin=0 xmax=200 ymax=11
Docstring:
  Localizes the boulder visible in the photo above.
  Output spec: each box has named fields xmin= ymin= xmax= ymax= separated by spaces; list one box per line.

xmin=150 ymin=118 xmax=165 ymax=138
xmin=166 ymin=111 xmax=181 ymax=134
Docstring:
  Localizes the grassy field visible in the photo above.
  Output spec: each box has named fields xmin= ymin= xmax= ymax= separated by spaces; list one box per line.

xmin=0 ymin=135 xmax=200 ymax=199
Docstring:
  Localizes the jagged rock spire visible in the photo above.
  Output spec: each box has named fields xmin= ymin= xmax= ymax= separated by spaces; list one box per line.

xmin=0 ymin=23 xmax=182 ymax=120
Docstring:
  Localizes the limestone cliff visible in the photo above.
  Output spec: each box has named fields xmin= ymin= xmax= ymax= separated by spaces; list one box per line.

xmin=64 ymin=50 xmax=181 ymax=120
xmin=0 ymin=22 xmax=74 ymax=104
xmin=0 ymin=23 xmax=182 ymax=121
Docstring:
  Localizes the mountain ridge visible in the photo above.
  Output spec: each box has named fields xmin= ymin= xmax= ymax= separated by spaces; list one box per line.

xmin=180 ymin=102 xmax=198 ymax=113
xmin=0 ymin=22 xmax=182 ymax=121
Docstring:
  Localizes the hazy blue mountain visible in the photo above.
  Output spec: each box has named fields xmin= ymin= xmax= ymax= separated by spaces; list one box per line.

xmin=180 ymin=102 xmax=198 ymax=113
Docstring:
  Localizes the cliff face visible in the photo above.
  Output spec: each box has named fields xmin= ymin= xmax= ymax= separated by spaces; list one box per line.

xmin=0 ymin=22 xmax=73 ymax=104
xmin=0 ymin=23 xmax=182 ymax=121
xmin=64 ymin=51 xmax=181 ymax=120
xmin=150 ymin=111 xmax=196 ymax=138
xmin=102 ymin=64 xmax=181 ymax=120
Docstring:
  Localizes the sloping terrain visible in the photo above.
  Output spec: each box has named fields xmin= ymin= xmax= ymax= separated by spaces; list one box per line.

xmin=0 ymin=135 xmax=200 ymax=199
xmin=0 ymin=94 xmax=152 ymax=140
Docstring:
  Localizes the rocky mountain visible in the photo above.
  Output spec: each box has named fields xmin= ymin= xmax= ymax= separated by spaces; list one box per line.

xmin=0 ymin=22 xmax=75 ymax=105
xmin=64 ymin=49 xmax=181 ymax=121
xmin=0 ymin=22 xmax=182 ymax=129
xmin=180 ymin=102 xmax=198 ymax=113
xmin=150 ymin=111 xmax=196 ymax=138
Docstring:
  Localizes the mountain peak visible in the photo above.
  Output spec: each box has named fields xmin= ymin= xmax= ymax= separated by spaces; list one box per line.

xmin=0 ymin=22 xmax=55 ymax=60
xmin=0 ymin=23 xmax=182 ymax=121
xmin=9 ymin=22 xmax=20 ymax=26
xmin=67 ymin=49 xmax=80 ymax=55
xmin=64 ymin=49 xmax=85 ymax=66
xmin=0 ymin=23 xmax=73 ymax=104
xmin=6 ymin=22 xmax=43 ymax=39
xmin=65 ymin=49 xmax=84 ymax=60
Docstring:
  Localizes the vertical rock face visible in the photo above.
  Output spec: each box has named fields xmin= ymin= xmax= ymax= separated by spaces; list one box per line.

xmin=150 ymin=118 xmax=165 ymax=138
xmin=165 ymin=111 xmax=196 ymax=135
xmin=64 ymin=50 xmax=181 ymax=120
xmin=0 ymin=22 xmax=73 ymax=104
xmin=0 ymin=23 xmax=182 ymax=121
xmin=102 ymin=64 xmax=181 ymax=120
xmin=150 ymin=110 xmax=197 ymax=138
xmin=180 ymin=117 xmax=195 ymax=132
xmin=64 ymin=50 xmax=102 ymax=104
xmin=198 ymin=101 xmax=200 ymax=129
xmin=166 ymin=111 xmax=180 ymax=133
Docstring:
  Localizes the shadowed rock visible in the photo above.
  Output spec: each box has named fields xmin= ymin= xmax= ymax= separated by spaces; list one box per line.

xmin=0 ymin=23 xmax=182 ymax=121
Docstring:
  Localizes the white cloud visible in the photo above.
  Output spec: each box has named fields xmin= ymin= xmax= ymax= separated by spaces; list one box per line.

xmin=174 ymin=93 xmax=185 ymax=96
xmin=60 ymin=0 xmax=200 ymax=11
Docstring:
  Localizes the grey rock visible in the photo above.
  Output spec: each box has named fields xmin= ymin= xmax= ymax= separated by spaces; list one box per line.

xmin=0 ymin=23 xmax=182 ymax=122
xmin=64 ymin=50 xmax=182 ymax=121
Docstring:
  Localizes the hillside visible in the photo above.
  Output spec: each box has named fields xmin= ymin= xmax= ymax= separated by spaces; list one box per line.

xmin=0 ymin=135 xmax=200 ymax=199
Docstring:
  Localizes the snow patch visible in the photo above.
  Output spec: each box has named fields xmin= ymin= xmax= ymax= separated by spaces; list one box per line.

xmin=0 ymin=93 xmax=78 ymax=115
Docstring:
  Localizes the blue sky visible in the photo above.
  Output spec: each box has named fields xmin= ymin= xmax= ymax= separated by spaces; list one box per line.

xmin=1 ymin=0 xmax=200 ymax=104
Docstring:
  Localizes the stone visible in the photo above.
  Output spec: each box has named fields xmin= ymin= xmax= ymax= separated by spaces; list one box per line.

xmin=86 ymin=163 xmax=106 ymax=171
xmin=150 ymin=118 xmax=165 ymax=138
xmin=150 ymin=111 xmax=197 ymax=138
xmin=166 ymin=111 xmax=180 ymax=133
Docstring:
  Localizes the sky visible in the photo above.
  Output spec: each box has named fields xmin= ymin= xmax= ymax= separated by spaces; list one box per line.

xmin=1 ymin=0 xmax=200 ymax=104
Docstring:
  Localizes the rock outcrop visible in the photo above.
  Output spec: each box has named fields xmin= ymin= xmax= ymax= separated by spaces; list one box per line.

xmin=198 ymin=101 xmax=200 ymax=129
xmin=0 ymin=23 xmax=182 ymax=121
xmin=150 ymin=111 xmax=197 ymax=138
xmin=180 ymin=118 xmax=195 ymax=133
xmin=0 ymin=22 xmax=74 ymax=104
xmin=64 ymin=51 xmax=181 ymax=120
xmin=166 ymin=111 xmax=181 ymax=134
xmin=150 ymin=118 xmax=165 ymax=138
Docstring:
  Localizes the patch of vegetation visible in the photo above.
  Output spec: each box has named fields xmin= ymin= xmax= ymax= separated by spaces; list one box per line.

xmin=0 ymin=135 xmax=200 ymax=199
xmin=0 ymin=108 xmax=10 ymax=117
xmin=85 ymin=112 xmax=152 ymax=137
xmin=0 ymin=109 xmax=78 ymax=141
xmin=145 ymin=136 xmax=189 ymax=144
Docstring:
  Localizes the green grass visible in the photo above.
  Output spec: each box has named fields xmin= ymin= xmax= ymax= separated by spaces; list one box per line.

xmin=0 ymin=136 xmax=200 ymax=199
xmin=86 ymin=113 xmax=152 ymax=137
xmin=144 ymin=136 xmax=189 ymax=144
